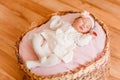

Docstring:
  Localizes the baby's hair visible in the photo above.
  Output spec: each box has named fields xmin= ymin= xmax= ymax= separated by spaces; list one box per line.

xmin=74 ymin=16 xmax=82 ymax=21
xmin=72 ymin=16 xmax=82 ymax=25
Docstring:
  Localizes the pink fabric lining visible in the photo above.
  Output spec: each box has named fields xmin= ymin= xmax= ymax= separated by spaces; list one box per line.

xmin=19 ymin=13 xmax=106 ymax=75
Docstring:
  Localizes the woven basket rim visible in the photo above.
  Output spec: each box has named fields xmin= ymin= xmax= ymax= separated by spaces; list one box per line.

xmin=15 ymin=10 xmax=110 ymax=79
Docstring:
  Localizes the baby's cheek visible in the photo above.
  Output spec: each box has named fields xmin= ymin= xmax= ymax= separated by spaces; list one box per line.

xmin=84 ymin=27 xmax=90 ymax=32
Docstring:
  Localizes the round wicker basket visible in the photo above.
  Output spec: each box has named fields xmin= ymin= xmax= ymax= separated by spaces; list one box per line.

xmin=15 ymin=11 xmax=110 ymax=80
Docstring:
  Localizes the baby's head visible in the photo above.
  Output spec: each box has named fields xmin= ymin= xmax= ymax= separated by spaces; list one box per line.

xmin=72 ymin=11 xmax=94 ymax=33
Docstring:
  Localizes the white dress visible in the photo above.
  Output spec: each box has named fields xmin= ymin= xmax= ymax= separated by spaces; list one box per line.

xmin=26 ymin=16 xmax=93 ymax=69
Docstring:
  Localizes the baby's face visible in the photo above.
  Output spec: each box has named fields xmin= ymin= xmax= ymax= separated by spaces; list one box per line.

xmin=72 ymin=17 xmax=92 ymax=33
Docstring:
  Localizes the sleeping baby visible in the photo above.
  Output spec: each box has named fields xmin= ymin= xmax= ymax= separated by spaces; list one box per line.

xmin=26 ymin=11 xmax=97 ymax=69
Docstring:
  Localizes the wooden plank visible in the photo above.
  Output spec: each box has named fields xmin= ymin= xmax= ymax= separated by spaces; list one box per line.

xmin=0 ymin=0 xmax=43 ymax=25
xmin=3 ymin=0 xmax=53 ymax=17
xmin=0 ymin=50 xmax=24 ymax=79
xmin=0 ymin=69 xmax=16 ymax=80
xmin=0 ymin=4 xmax=29 ymax=32
xmin=111 ymin=57 xmax=120 ymax=79
xmin=31 ymin=0 xmax=78 ymax=11
xmin=84 ymin=0 xmax=120 ymax=19
xmin=0 ymin=0 xmax=119 ymax=79
xmin=58 ymin=0 xmax=83 ymax=9
xmin=109 ymin=75 xmax=120 ymax=80
xmin=108 ymin=0 xmax=120 ymax=6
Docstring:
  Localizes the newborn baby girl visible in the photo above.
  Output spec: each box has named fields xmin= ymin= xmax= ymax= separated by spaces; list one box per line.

xmin=26 ymin=11 xmax=97 ymax=69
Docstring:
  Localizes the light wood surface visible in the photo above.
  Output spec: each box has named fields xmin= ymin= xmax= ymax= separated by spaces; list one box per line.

xmin=0 ymin=0 xmax=120 ymax=80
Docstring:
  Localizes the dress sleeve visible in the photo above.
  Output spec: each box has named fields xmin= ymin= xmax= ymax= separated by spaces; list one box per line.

xmin=75 ymin=33 xmax=92 ymax=46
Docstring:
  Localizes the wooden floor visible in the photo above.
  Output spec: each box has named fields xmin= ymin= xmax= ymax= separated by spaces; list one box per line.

xmin=0 ymin=0 xmax=120 ymax=80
